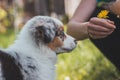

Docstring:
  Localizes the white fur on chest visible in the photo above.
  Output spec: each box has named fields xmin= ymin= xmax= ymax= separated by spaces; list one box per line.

xmin=18 ymin=53 xmax=56 ymax=80
xmin=5 ymin=40 xmax=57 ymax=80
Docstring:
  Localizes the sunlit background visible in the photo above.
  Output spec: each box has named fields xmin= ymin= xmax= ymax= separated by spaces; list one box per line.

xmin=0 ymin=0 xmax=120 ymax=80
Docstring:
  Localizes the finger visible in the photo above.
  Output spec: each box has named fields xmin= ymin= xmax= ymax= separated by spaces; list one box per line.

xmin=89 ymin=34 xmax=107 ymax=39
xmin=106 ymin=19 xmax=114 ymax=24
xmin=88 ymin=29 xmax=114 ymax=36
xmin=90 ymin=17 xmax=116 ymax=29
xmin=88 ymin=22 xmax=114 ymax=32
xmin=88 ymin=30 xmax=114 ymax=39
xmin=91 ymin=18 xmax=116 ymax=29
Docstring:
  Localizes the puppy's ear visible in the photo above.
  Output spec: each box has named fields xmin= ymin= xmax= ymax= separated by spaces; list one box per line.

xmin=36 ymin=26 xmax=55 ymax=43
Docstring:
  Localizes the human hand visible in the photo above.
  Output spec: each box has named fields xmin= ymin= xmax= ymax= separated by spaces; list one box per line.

xmin=87 ymin=17 xmax=116 ymax=39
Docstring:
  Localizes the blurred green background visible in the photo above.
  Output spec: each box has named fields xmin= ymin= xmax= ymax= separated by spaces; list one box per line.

xmin=0 ymin=0 xmax=120 ymax=80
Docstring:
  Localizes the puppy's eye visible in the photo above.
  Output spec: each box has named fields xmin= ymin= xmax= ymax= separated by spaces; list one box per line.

xmin=56 ymin=31 xmax=65 ymax=41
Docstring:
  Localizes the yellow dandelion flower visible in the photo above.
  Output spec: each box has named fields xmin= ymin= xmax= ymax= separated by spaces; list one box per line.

xmin=97 ymin=10 xmax=109 ymax=18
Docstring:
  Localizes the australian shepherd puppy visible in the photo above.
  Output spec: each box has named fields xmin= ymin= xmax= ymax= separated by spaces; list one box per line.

xmin=0 ymin=16 xmax=77 ymax=80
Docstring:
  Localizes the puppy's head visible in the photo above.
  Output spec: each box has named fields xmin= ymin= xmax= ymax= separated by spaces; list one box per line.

xmin=22 ymin=16 xmax=77 ymax=54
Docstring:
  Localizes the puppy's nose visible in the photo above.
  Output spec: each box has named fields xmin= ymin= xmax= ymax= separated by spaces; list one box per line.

xmin=74 ymin=40 xmax=77 ymax=44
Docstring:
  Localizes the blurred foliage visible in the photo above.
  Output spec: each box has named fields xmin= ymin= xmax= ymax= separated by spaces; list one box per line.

xmin=0 ymin=0 xmax=15 ymax=34
xmin=0 ymin=7 xmax=14 ymax=34
xmin=0 ymin=7 xmax=7 ymax=34
xmin=0 ymin=7 xmax=7 ymax=19
xmin=0 ymin=28 xmax=120 ymax=80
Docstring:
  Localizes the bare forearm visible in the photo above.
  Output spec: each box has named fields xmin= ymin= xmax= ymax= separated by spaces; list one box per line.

xmin=67 ymin=0 xmax=96 ymax=40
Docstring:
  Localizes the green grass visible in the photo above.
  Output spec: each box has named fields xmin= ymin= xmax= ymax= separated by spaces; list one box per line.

xmin=0 ymin=28 xmax=120 ymax=80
